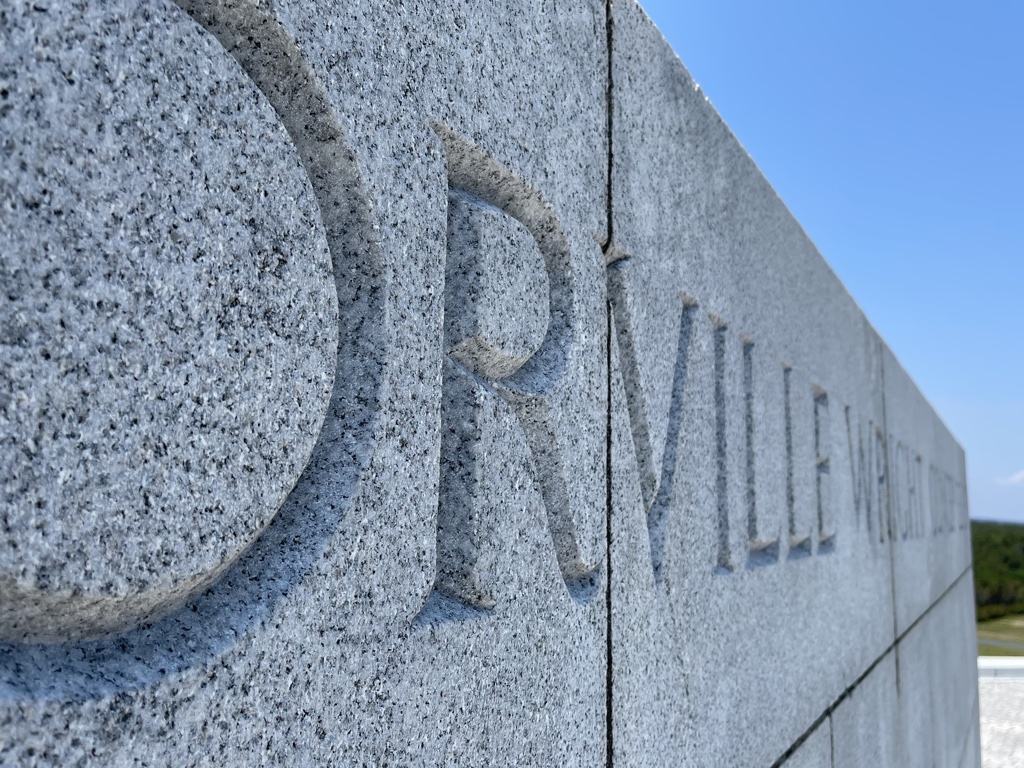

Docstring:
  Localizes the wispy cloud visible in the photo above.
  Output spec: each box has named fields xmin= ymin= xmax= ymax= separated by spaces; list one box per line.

xmin=998 ymin=470 xmax=1024 ymax=486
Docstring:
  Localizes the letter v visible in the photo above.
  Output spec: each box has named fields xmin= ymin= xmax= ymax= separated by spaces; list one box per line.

xmin=607 ymin=260 xmax=696 ymax=584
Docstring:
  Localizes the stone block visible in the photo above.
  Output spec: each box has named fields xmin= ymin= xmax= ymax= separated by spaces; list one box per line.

xmin=0 ymin=0 xmax=609 ymax=764
xmin=0 ymin=0 xmax=338 ymax=646
xmin=892 ymin=574 xmax=980 ymax=768
xmin=882 ymin=344 xmax=973 ymax=634
xmin=832 ymin=575 xmax=979 ymax=768
xmin=959 ymin=698 xmax=981 ymax=768
xmin=0 ymin=0 xmax=981 ymax=764
xmin=609 ymin=2 xmax=897 ymax=765
xmin=832 ymin=652 xmax=900 ymax=768
xmin=779 ymin=719 xmax=833 ymax=768
xmin=443 ymin=191 xmax=551 ymax=381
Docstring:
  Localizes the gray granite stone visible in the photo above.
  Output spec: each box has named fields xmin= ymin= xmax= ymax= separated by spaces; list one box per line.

xmin=893 ymin=574 xmax=980 ymax=768
xmin=832 ymin=576 xmax=980 ymax=768
xmin=962 ymin=692 xmax=983 ymax=768
xmin=443 ymin=191 xmax=550 ymax=381
xmin=832 ymin=653 xmax=900 ymax=768
xmin=1 ymin=0 xmax=607 ymax=764
xmin=0 ymin=0 xmax=337 ymax=644
xmin=0 ymin=0 xmax=981 ymax=764
xmin=882 ymin=343 xmax=973 ymax=635
xmin=609 ymin=2 xmax=898 ymax=765
xmin=779 ymin=719 xmax=833 ymax=768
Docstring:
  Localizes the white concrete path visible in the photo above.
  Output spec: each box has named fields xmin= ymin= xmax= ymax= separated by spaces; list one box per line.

xmin=979 ymin=657 xmax=1024 ymax=768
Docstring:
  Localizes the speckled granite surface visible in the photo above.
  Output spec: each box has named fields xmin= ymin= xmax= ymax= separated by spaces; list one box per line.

xmin=0 ymin=0 xmax=337 ymax=644
xmin=830 ymin=576 xmax=980 ymax=768
xmin=611 ymin=2 xmax=883 ymax=764
xmin=2 ymin=0 xmax=607 ymax=764
xmin=0 ymin=0 xmax=979 ymax=765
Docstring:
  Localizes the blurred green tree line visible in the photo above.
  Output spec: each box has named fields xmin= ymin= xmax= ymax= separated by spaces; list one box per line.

xmin=973 ymin=520 xmax=1024 ymax=621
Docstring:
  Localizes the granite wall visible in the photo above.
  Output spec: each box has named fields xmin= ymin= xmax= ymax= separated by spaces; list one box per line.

xmin=0 ymin=0 xmax=980 ymax=765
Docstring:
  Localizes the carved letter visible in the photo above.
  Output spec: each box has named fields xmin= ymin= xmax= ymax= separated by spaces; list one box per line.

xmin=814 ymin=387 xmax=835 ymax=553
xmin=785 ymin=365 xmax=811 ymax=559
xmin=714 ymin=322 xmax=735 ymax=572
xmin=745 ymin=341 xmax=779 ymax=568
xmin=607 ymin=261 xmax=697 ymax=583
xmin=417 ymin=128 xmax=598 ymax=623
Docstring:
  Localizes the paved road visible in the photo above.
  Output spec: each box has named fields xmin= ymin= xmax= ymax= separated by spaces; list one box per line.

xmin=981 ymin=679 xmax=1024 ymax=768
xmin=979 ymin=639 xmax=1024 ymax=652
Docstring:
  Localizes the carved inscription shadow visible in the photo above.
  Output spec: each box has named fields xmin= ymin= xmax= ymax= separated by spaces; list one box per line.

xmin=609 ymin=256 xmax=842 ymax=582
xmin=846 ymin=410 xmax=889 ymax=546
xmin=607 ymin=259 xmax=696 ymax=584
xmin=1 ymin=0 xmax=383 ymax=702
xmin=414 ymin=125 xmax=599 ymax=626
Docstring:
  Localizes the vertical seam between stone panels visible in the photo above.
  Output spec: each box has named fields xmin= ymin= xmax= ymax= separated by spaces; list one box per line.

xmin=955 ymin=688 xmax=981 ymax=768
xmin=767 ymin=564 xmax=973 ymax=768
xmin=605 ymin=290 xmax=614 ymax=768
xmin=604 ymin=0 xmax=615 ymax=249
xmin=879 ymin=348 xmax=902 ymax=694
xmin=828 ymin=713 xmax=835 ymax=767
xmin=603 ymin=3 xmax=615 ymax=767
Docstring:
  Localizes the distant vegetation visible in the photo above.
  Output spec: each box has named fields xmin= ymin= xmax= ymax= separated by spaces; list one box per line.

xmin=973 ymin=520 xmax=1024 ymax=621
xmin=977 ymin=614 xmax=1024 ymax=655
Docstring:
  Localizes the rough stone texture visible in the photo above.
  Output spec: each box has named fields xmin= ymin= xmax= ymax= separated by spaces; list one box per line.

xmin=830 ymin=577 xmax=981 ymax=768
xmin=893 ymin=575 xmax=981 ymax=768
xmin=0 ymin=0 xmax=337 ymax=644
xmin=0 ymin=0 xmax=980 ymax=765
xmin=980 ymin=679 xmax=1024 ymax=768
xmin=1 ymin=0 xmax=607 ymax=764
xmin=882 ymin=343 xmax=974 ymax=635
xmin=832 ymin=654 xmax=900 ymax=768
xmin=780 ymin=719 xmax=833 ymax=768
xmin=610 ymin=2 xmax=902 ymax=765
xmin=443 ymin=191 xmax=550 ymax=381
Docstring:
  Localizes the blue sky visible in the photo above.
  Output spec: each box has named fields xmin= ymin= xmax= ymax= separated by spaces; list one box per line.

xmin=635 ymin=0 xmax=1024 ymax=523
